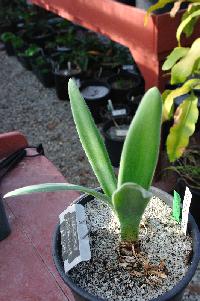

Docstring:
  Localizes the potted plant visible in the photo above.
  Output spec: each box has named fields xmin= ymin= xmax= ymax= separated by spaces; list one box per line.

xmin=4 ymin=80 xmax=200 ymax=301
xmin=108 ymin=70 xmax=144 ymax=103
xmin=102 ymin=115 xmax=131 ymax=167
xmin=17 ymin=44 xmax=41 ymax=70
xmin=79 ymin=80 xmax=111 ymax=123
xmin=31 ymin=55 xmax=54 ymax=88
xmin=1 ymin=32 xmax=17 ymax=55
xmin=54 ymin=62 xmax=82 ymax=101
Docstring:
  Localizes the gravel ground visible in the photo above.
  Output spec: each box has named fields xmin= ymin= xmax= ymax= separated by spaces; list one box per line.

xmin=0 ymin=50 xmax=199 ymax=300
xmin=0 ymin=50 xmax=98 ymax=188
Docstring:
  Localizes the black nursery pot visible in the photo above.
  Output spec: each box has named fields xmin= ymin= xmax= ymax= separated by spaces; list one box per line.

xmin=102 ymin=117 xmax=131 ymax=167
xmin=54 ymin=68 xmax=82 ymax=101
xmin=32 ymin=64 xmax=55 ymax=88
xmin=4 ymin=41 xmax=15 ymax=56
xmin=176 ymin=179 xmax=200 ymax=230
xmin=80 ymin=81 xmax=111 ymax=123
xmin=17 ymin=54 xmax=32 ymax=70
xmin=126 ymin=91 xmax=143 ymax=116
xmin=52 ymin=187 xmax=200 ymax=301
xmin=108 ymin=71 xmax=144 ymax=103
xmin=0 ymin=196 xmax=11 ymax=241
xmin=100 ymin=103 xmax=131 ymax=122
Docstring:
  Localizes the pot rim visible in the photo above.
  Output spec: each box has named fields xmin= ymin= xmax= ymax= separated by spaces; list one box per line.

xmin=52 ymin=186 xmax=200 ymax=301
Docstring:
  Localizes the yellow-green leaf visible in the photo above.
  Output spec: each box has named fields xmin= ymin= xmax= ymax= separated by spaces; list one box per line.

xmin=177 ymin=9 xmax=200 ymax=45
xmin=167 ymin=94 xmax=199 ymax=162
xmin=163 ymin=78 xmax=200 ymax=121
xmin=145 ymin=0 xmax=175 ymax=24
xmin=171 ymin=38 xmax=200 ymax=84
xmin=182 ymin=4 xmax=200 ymax=37
xmin=162 ymin=47 xmax=189 ymax=71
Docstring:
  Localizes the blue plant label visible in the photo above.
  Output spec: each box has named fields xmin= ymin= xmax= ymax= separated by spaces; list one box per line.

xmin=172 ymin=190 xmax=181 ymax=222
xmin=59 ymin=204 xmax=91 ymax=273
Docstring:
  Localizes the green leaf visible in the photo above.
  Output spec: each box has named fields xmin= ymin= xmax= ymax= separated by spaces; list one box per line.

xmin=68 ymin=79 xmax=117 ymax=198
xmin=162 ymin=47 xmax=189 ymax=71
xmin=177 ymin=9 xmax=200 ymax=45
xmin=118 ymin=87 xmax=162 ymax=190
xmin=167 ymin=94 xmax=199 ymax=162
xmin=4 ymin=183 xmax=112 ymax=206
xmin=145 ymin=0 xmax=175 ymax=24
xmin=171 ymin=39 xmax=200 ymax=84
xmin=182 ymin=4 xmax=200 ymax=37
xmin=163 ymin=78 xmax=200 ymax=121
xmin=112 ymin=183 xmax=152 ymax=242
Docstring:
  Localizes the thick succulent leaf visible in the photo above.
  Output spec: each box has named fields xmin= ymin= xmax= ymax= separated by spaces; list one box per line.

xmin=118 ymin=87 xmax=162 ymax=190
xmin=4 ymin=183 xmax=112 ymax=206
xmin=177 ymin=9 xmax=200 ymax=45
xmin=162 ymin=47 xmax=189 ymax=71
xmin=112 ymin=183 xmax=152 ymax=242
xmin=171 ymin=38 xmax=200 ymax=84
xmin=167 ymin=94 xmax=199 ymax=162
xmin=68 ymin=79 xmax=117 ymax=198
xmin=163 ymin=78 xmax=200 ymax=121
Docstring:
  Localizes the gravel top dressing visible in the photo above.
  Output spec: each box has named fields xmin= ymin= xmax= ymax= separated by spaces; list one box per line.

xmin=69 ymin=196 xmax=192 ymax=301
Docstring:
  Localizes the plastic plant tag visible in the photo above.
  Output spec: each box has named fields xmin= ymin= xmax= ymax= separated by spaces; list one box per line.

xmin=172 ymin=190 xmax=181 ymax=222
xmin=115 ymin=129 xmax=128 ymax=137
xmin=181 ymin=187 xmax=192 ymax=235
xmin=59 ymin=204 xmax=91 ymax=273
xmin=112 ymin=109 xmax=127 ymax=117
xmin=107 ymin=99 xmax=114 ymax=112
xmin=122 ymin=64 xmax=137 ymax=75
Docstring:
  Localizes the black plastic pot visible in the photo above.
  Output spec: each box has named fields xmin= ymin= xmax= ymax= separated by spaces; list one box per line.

xmin=102 ymin=117 xmax=131 ymax=167
xmin=52 ymin=187 xmax=200 ymax=301
xmin=17 ymin=54 xmax=32 ymax=70
xmin=100 ymin=103 xmax=131 ymax=122
xmin=0 ymin=196 xmax=11 ymax=241
xmin=4 ymin=41 xmax=15 ymax=56
xmin=108 ymin=71 xmax=144 ymax=103
xmin=126 ymin=91 xmax=143 ymax=116
xmin=176 ymin=178 xmax=200 ymax=230
xmin=80 ymin=81 xmax=111 ymax=123
xmin=32 ymin=63 xmax=54 ymax=88
xmin=95 ymin=64 xmax=119 ymax=81
xmin=54 ymin=68 xmax=82 ymax=101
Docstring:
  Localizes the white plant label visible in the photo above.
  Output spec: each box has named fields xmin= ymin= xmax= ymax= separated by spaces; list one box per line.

xmin=181 ymin=187 xmax=192 ymax=235
xmin=112 ymin=109 xmax=127 ymax=117
xmin=59 ymin=204 xmax=91 ymax=273
xmin=115 ymin=129 xmax=128 ymax=137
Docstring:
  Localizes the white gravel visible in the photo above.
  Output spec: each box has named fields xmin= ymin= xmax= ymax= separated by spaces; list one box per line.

xmin=69 ymin=197 xmax=192 ymax=300
xmin=0 ymin=49 xmax=199 ymax=300
xmin=0 ymin=50 xmax=98 ymax=187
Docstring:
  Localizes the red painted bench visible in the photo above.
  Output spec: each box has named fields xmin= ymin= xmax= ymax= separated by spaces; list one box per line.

xmin=0 ymin=131 xmax=78 ymax=301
